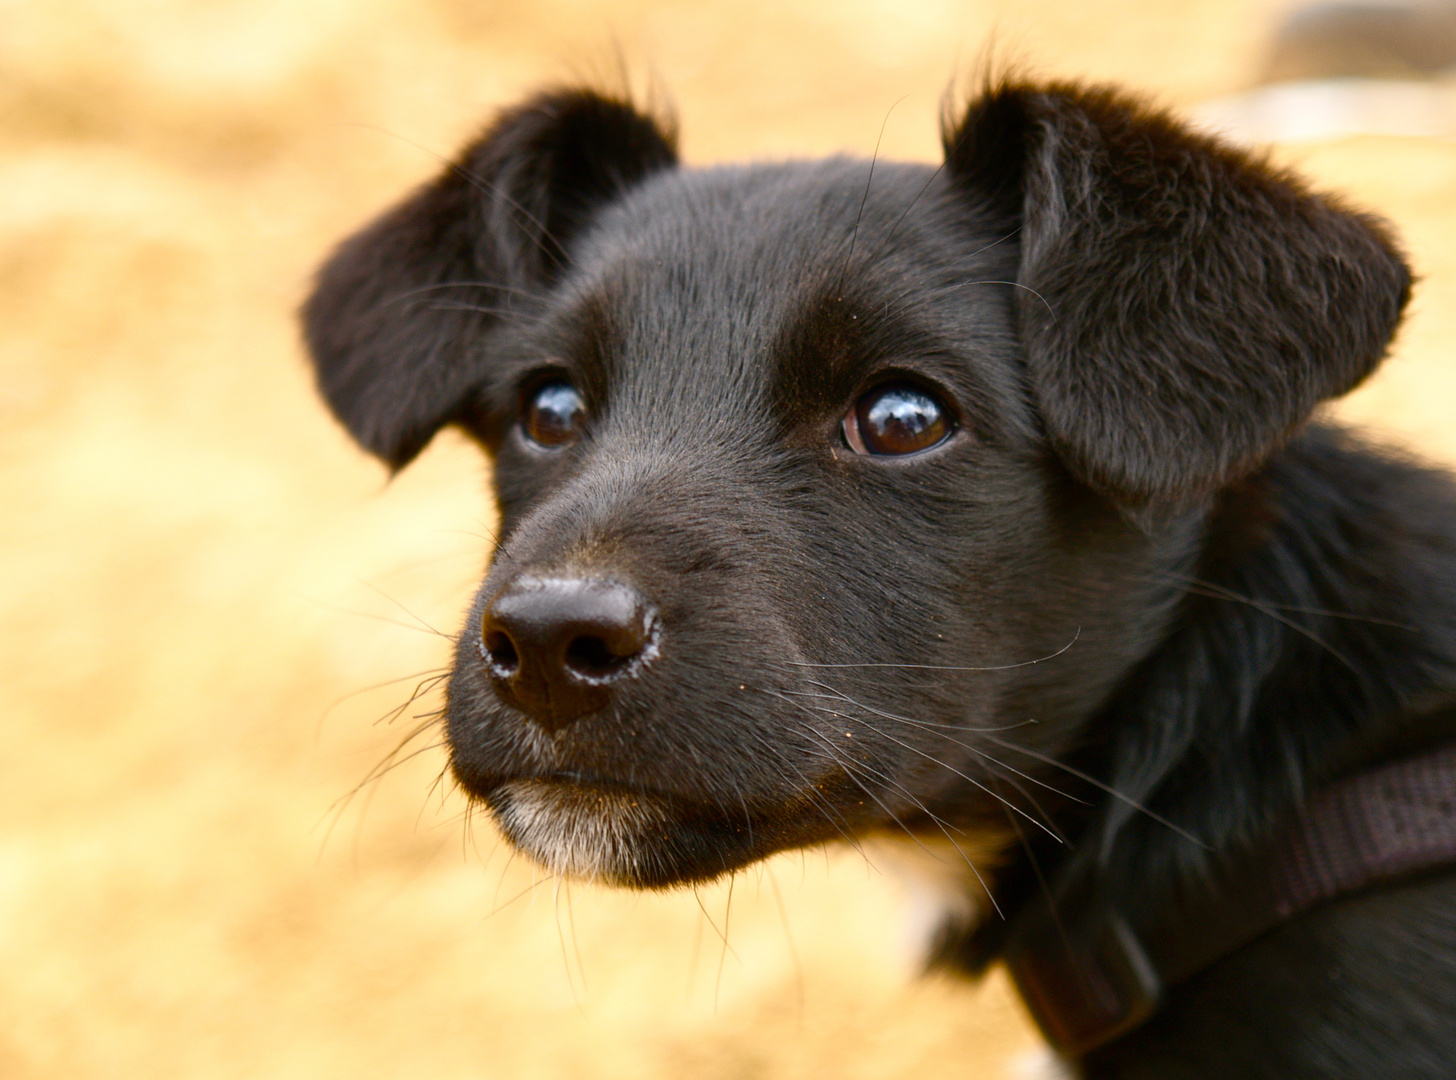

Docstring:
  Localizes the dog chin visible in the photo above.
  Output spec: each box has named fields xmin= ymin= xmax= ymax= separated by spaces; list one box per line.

xmin=485 ymin=779 xmax=676 ymax=886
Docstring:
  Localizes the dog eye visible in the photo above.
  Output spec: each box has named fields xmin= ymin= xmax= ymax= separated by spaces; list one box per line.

xmin=523 ymin=381 xmax=585 ymax=448
xmin=842 ymin=382 xmax=953 ymax=456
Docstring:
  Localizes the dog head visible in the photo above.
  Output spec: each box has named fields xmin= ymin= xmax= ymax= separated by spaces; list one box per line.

xmin=303 ymin=82 xmax=1408 ymax=889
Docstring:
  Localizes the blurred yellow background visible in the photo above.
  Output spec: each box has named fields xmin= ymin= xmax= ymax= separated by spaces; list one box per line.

xmin=4 ymin=1 xmax=1455 ymax=1076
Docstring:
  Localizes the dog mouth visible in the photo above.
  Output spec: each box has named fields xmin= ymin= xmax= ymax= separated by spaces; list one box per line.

xmin=482 ymin=776 xmax=697 ymax=887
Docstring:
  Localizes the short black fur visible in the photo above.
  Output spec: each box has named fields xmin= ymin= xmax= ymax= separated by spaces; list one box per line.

xmin=303 ymin=81 xmax=1456 ymax=1077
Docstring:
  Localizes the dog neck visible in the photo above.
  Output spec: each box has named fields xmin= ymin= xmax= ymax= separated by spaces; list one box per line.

xmin=1002 ymin=738 xmax=1456 ymax=1056
xmin=976 ymin=426 xmax=1456 ymax=1055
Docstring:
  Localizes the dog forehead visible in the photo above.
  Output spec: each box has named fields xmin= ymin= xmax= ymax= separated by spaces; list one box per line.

xmin=562 ymin=157 xmax=997 ymax=415
xmin=588 ymin=157 xmax=899 ymax=275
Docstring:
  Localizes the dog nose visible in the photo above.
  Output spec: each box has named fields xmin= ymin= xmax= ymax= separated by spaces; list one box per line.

xmin=479 ymin=576 xmax=656 ymax=731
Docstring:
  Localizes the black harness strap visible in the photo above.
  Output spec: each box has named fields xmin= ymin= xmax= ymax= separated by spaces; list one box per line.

xmin=1002 ymin=741 xmax=1456 ymax=1057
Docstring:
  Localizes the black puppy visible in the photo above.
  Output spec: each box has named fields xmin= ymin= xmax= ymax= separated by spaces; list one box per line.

xmin=303 ymin=81 xmax=1456 ymax=1078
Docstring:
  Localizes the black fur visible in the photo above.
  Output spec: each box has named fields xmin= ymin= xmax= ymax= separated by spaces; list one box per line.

xmin=303 ymin=81 xmax=1456 ymax=1077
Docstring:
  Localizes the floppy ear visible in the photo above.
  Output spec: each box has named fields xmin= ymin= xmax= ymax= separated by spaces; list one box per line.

xmin=943 ymin=82 xmax=1411 ymax=505
xmin=301 ymin=89 xmax=678 ymax=468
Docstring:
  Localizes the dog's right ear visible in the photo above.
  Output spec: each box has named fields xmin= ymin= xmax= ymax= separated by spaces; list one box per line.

xmin=302 ymin=89 xmax=677 ymax=469
xmin=942 ymin=81 xmax=1410 ymax=507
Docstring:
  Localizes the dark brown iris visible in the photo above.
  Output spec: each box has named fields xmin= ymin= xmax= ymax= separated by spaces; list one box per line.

xmin=842 ymin=382 xmax=952 ymax=456
xmin=523 ymin=381 xmax=585 ymax=448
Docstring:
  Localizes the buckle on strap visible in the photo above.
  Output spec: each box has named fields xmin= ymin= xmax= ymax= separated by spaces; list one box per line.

xmin=1000 ymin=742 xmax=1456 ymax=1057
xmin=1003 ymin=899 xmax=1161 ymax=1058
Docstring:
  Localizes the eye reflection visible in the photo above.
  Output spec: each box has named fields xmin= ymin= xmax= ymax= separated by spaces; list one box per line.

xmin=523 ymin=381 xmax=585 ymax=448
xmin=842 ymin=382 xmax=952 ymax=456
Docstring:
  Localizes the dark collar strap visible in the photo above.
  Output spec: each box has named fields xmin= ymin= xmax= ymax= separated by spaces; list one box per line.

xmin=1003 ymin=741 xmax=1456 ymax=1057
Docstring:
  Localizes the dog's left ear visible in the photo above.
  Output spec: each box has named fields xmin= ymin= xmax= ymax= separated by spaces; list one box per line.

xmin=944 ymin=82 xmax=1411 ymax=505
xmin=302 ymin=89 xmax=678 ymax=469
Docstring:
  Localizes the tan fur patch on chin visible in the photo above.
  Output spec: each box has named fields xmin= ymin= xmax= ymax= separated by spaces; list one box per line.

xmin=489 ymin=780 xmax=671 ymax=884
xmin=1009 ymin=1047 xmax=1077 ymax=1080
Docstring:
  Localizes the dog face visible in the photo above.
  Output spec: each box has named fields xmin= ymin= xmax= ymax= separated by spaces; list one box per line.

xmin=440 ymin=159 xmax=1190 ymax=888
xmin=303 ymin=84 xmax=1408 ymax=891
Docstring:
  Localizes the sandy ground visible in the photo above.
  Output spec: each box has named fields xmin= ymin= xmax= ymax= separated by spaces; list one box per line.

xmin=4 ymin=1 xmax=1456 ymax=1077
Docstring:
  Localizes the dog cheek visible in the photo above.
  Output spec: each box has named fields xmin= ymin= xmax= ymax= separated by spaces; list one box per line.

xmin=444 ymin=646 xmax=559 ymax=789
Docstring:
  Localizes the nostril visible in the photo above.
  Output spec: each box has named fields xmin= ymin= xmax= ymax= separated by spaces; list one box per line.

xmin=477 ymin=575 xmax=656 ymax=730
xmin=483 ymin=628 xmax=520 ymax=674
xmin=564 ymin=633 xmax=629 ymax=678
